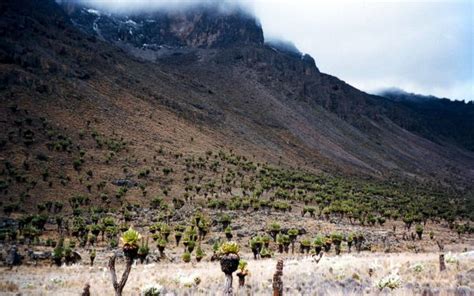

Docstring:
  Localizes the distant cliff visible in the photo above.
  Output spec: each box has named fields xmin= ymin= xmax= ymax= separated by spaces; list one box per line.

xmin=61 ymin=2 xmax=264 ymax=49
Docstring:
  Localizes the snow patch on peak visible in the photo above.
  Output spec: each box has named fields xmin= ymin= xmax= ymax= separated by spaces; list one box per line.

xmin=86 ymin=8 xmax=100 ymax=16
xmin=125 ymin=19 xmax=138 ymax=26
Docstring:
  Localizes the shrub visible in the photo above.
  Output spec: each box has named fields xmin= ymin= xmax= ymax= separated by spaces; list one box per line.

xmin=377 ymin=216 xmax=386 ymax=226
xmin=260 ymin=246 xmax=272 ymax=258
xmin=412 ymin=263 xmax=424 ymax=272
xmin=219 ymin=241 xmax=240 ymax=255
xmin=138 ymin=169 xmax=150 ymax=178
xmin=52 ymin=238 xmax=64 ymax=266
xmin=445 ymin=252 xmax=459 ymax=264
xmin=3 ymin=203 xmax=19 ymax=215
xmin=347 ymin=232 xmax=355 ymax=243
xmin=313 ymin=235 xmax=324 ymax=247
xmin=116 ymin=187 xmax=127 ymax=199
xmin=109 ymin=238 xmax=118 ymax=248
xmin=89 ymin=224 xmax=101 ymax=236
xmin=184 ymin=226 xmax=198 ymax=242
xmin=121 ymin=227 xmax=141 ymax=258
xmin=300 ymin=238 xmax=311 ymax=247
xmin=73 ymin=158 xmax=84 ymax=170
xmin=415 ymin=224 xmax=423 ymax=239
xmin=300 ymin=238 xmax=311 ymax=253
xmin=213 ymin=241 xmax=221 ymax=253
xmin=376 ymin=274 xmax=401 ymax=290
xmin=262 ymin=235 xmax=271 ymax=246
xmin=150 ymin=197 xmax=163 ymax=209
xmin=219 ymin=214 xmax=232 ymax=228
xmin=182 ymin=251 xmax=191 ymax=263
xmin=196 ymin=245 xmax=205 ymax=261
xmin=141 ymin=284 xmax=163 ymax=296
xmin=288 ymin=228 xmax=299 ymax=237
xmin=120 ymin=222 xmax=130 ymax=232
xmin=138 ymin=238 xmax=149 ymax=260
xmin=302 ymin=206 xmax=316 ymax=217
xmin=403 ymin=214 xmax=414 ymax=229
xmin=207 ymin=199 xmax=226 ymax=210
xmin=103 ymin=217 xmax=115 ymax=227
xmin=331 ymin=232 xmax=343 ymax=244
xmin=157 ymin=237 xmax=167 ymax=256
xmin=268 ymin=222 xmax=281 ymax=241
xmin=269 ymin=222 xmax=281 ymax=231
xmin=186 ymin=240 xmax=196 ymax=253
xmin=88 ymin=234 xmax=97 ymax=245
xmin=238 ymin=260 xmax=248 ymax=271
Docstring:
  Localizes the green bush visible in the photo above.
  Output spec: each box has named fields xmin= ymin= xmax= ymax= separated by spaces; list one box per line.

xmin=182 ymin=251 xmax=191 ymax=263
xmin=415 ymin=224 xmax=424 ymax=239
xmin=219 ymin=241 xmax=240 ymax=255
xmin=120 ymin=227 xmax=141 ymax=248
xmin=196 ymin=245 xmax=205 ymax=259
xmin=288 ymin=228 xmax=299 ymax=237
xmin=238 ymin=259 xmax=248 ymax=271
xmin=313 ymin=235 xmax=324 ymax=247
xmin=331 ymin=232 xmax=343 ymax=244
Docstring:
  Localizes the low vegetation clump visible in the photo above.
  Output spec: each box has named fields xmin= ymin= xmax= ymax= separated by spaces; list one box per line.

xmin=121 ymin=227 xmax=141 ymax=258
xmin=219 ymin=242 xmax=241 ymax=295
xmin=376 ymin=273 xmax=401 ymax=291
xmin=141 ymin=284 xmax=163 ymax=296
xmin=219 ymin=241 xmax=240 ymax=255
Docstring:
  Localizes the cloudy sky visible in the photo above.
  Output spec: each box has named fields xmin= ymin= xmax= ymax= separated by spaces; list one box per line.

xmin=73 ymin=0 xmax=473 ymax=101
xmin=250 ymin=0 xmax=473 ymax=101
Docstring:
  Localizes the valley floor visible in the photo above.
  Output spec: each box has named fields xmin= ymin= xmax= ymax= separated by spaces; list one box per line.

xmin=1 ymin=251 xmax=473 ymax=295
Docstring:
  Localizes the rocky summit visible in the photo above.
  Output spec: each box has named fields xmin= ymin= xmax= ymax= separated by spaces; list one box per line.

xmin=62 ymin=1 xmax=264 ymax=48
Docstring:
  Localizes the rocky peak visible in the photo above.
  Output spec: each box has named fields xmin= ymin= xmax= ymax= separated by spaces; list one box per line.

xmin=59 ymin=1 xmax=264 ymax=49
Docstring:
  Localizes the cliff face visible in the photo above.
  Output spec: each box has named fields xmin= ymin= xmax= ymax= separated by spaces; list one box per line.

xmin=61 ymin=2 xmax=264 ymax=49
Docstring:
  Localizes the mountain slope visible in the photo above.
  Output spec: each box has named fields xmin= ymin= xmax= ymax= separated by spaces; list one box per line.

xmin=0 ymin=0 xmax=473 ymax=216
xmin=379 ymin=89 xmax=474 ymax=151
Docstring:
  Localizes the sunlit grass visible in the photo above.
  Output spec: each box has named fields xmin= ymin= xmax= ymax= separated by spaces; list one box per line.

xmin=1 ymin=251 xmax=472 ymax=295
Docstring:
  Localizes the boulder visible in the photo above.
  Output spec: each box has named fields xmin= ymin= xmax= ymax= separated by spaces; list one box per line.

xmin=5 ymin=245 xmax=22 ymax=267
xmin=111 ymin=179 xmax=137 ymax=187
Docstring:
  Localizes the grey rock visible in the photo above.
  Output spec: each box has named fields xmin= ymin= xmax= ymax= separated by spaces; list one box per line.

xmin=27 ymin=249 xmax=51 ymax=261
xmin=111 ymin=179 xmax=137 ymax=187
xmin=5 ymin=245 xmax=22 ymax=267
xmin=454 ymin=286 xmax=471 ymax=296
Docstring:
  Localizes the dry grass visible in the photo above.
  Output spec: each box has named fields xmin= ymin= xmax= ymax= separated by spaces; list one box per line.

xmin=1 ymin=251 xmax=472 ymax=295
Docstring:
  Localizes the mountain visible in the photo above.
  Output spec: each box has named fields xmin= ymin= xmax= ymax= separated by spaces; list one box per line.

xmin=62 ymin=1 xmax=264 ymax=50
xmin=379 ymin=88 xmax=474 ymax=152
xmin=0 ymin=0 xmax=473 ymax=216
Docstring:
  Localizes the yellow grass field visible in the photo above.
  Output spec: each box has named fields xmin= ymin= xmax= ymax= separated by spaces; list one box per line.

xmin=1 ymin=251 xmax=473 ymax=295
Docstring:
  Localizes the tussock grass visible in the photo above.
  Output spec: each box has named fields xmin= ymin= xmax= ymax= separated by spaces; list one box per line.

xmin=1 ymin=251 xmax=472 ymax=295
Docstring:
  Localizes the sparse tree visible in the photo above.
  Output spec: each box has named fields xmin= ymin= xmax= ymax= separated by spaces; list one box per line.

xmin=109 ymin=227 xmax=141 ymax=296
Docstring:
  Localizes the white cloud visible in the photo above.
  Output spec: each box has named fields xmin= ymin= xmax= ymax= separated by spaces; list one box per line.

xmin=249 ymin=0 xmax=473 ymax=101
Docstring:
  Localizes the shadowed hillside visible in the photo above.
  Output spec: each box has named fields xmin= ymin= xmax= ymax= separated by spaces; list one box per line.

xmin=380 ymin=88 xmax=474 ymax=152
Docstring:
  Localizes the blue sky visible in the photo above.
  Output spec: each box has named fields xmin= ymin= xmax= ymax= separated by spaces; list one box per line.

xmin=69 ymin=0 xmax=473 ymax=101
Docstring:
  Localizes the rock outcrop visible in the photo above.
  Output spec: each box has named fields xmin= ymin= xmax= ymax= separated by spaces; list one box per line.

xmin=61 ymin=2 xmax=264 ymax=49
